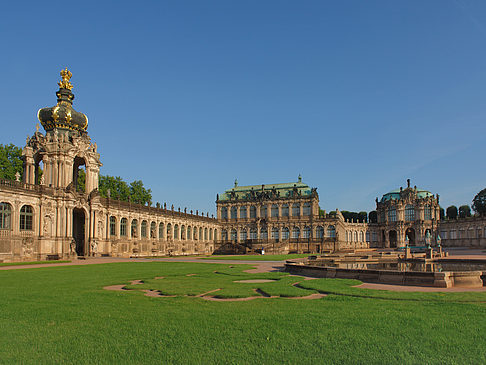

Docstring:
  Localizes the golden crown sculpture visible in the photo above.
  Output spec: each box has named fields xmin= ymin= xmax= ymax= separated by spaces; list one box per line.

xmin=58 ymin=68 xmax=73 ymax=90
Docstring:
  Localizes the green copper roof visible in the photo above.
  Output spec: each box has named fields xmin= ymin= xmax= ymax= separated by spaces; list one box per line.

xmin=218 ymin=180 xmax=314 ymax=201
xmin=381 ymin=188 xmax=434 ymax=202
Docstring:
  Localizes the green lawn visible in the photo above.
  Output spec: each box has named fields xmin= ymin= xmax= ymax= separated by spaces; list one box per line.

xmin=203 ymin=254 xmax=312 ymax=261
xmin=1 ymin=261 xmax=486 ymax=364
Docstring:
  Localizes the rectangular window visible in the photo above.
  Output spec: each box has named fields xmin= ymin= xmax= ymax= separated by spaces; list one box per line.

xmin=120 ymin=220 xmax=127 ymax=236
xmin=240 ymin=207 xmax=247 ymax=219
xmin=20 ymin=214 xmax=33 ymax=231
xmin=110 ymin=217 xmax=116 ymax=236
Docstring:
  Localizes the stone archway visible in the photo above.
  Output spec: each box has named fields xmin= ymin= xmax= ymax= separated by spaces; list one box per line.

xmin=388 ymin=230 xmax=398 ymax=248
xmin=405 ymin=228 xmax=416 ymax=246
xmin=73 ymin=208 xmax=86 ymax=256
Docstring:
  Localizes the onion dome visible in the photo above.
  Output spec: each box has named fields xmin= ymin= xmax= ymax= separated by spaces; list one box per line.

xmin=37 ymin=68 xmax=88 ymax=132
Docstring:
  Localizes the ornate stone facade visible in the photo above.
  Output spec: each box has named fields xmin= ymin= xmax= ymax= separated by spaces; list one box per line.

xmin=373 ymin=179 xmax=440 ymax=248
xmin=215 ymin=179 xmax=371 ymax=254
xmin=439 ymin=217 xmax=486 ymax=247
xmin=0 ymin=70 xmax=220 ymax=262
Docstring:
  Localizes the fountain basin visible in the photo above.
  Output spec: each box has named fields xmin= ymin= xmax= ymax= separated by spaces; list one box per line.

xmin=285 ymin=260 xmax=485 ymax=288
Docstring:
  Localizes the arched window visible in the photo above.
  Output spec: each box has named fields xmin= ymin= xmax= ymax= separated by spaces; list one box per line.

xmin=260 ymin=227 xmax=268 ymax=239
xmin=250 ymin=227 xmax=257 ymax=239
xmin=230 ymin=229 xmax=237 ymax=241
xmin=0 ymin=202 xmax=12 ymax=230
xmin=250 ymin=206 xmax=256 ymax=218
xmin=187 ymin=226 xmax=191 ymax=240
xmin=292 ymin=227 xmax=300 ymax=239
xmin=159 ymin=223 xmax=164 ymax=240
xmin=379 ymin=210 xmax=385 ymax=223
xmin=20 ymin=205 xmax=33 ymax=231
xmin=316 ymin=226 xmax=324 ymax=238
xmin=131 ymin=219 xmax=138 ymax=238
xmin=303 ymin=226 xmax=311 ymax=238
xmin=292 ymin=204 xmax=300 ymax=217
xmin=230 ymin=207 xmax=237 ymax=219
xmin=387 ymin=208 xmax=397 ymax=222
xmin=240 ymin=206 xmax=247 ymax=219
xmin=141 ymin=220 xmax=148 ymax=238
xmin=282 ymin=227 xmax=289 ymax=239
xmin=214 ymin=229 xmax=218 ymax=241
xmin=221 ymin=207 xmax=228 ymax=219
xmin=240 ymin=229 xmax=247 ymax=241
xmin=359 ymin=231 xmax=364 ymax=242
xmin=120 ymin=218 xmax=127 ymax=236
xmin=354 ymin=231 xmax=358 ymax=241
xmin=366 ymin=231 xmax=370 ymax=242
xmin=260 ymin=206 xmax=267 ymax=218
xmin=204 ymin=228 xmax=208 ymax=240
xmin=282 ymin=204 xmax=289 ymax=217
xmin=209 ymin=228 xmax=213 ymax=240
xmin=199 ymin=227 xmax=203 ymax=240
xmin=424 ymin=205 xmax=432 ymax=220
xmin=303 ymin=203 xmax=311 ymax=216
xmin=346 ymin=231 xmax=349 ymax=241
xmin=109 ymin=216 xmax=116 ymax=236
xmin=271 ymin=227 xmax=279 ymax=239
xmin=405 ymin=205 xmax=415 ymax=221
xmin=221 ymin=229 xmax=228 ymax=240
xmin=167 ymin=223 xmax=173 ymax=240
xmin=150 ymin=222 xmax=156 ymax=238
xmin=271 ymin=204 xmax=279 ymax=217
xmin=180 ymin=225 xmax=185 ymax=240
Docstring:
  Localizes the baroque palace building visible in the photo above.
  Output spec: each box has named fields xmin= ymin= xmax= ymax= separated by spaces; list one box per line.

xmin=0 ymin=70 xmax=485 ymax=262
xmin=215 ymin=178 xmax=371 ymax=254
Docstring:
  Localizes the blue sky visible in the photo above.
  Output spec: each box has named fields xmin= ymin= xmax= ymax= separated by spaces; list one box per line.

xmin=1 ymin=1 xmax=485 ymax=214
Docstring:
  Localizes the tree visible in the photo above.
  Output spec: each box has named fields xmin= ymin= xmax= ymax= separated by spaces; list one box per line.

xmin=472 ymin=188 xmax=486 ymax=216
xmin=99 ymin=175 xmax=130 ymax=201
xmin=0 ymin=144 xmax=23 ymax=181
xmin=77 ymin=169 xmax=86 ymax=192
xmin=459 ymin=205 xmax=471 ymax=218
xmin=341 ymin=211 xmax=366 ymax=223
xmin=129 ymin=180 xmax=152 ymax=205
xmin=368 ymin=210 xmax=377 ymax=223
xmin=358 ymin=211 xmax=368 ymax=223
xmin=446 ymin=205 xmax=458 ymax=220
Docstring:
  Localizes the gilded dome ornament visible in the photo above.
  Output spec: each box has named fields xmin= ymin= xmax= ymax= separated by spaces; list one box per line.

xmin=37 ymin=69 xmax=88 ymax=133
xmin=58 ymin=68 xmax=73 ymax=90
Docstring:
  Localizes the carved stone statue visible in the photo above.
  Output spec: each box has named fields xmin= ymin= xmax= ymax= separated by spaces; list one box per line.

xmin=15 ymin=172 xmax=20 ymax=182
xmin=90 ymin=240 xmax=98 ymax=256
xmin=70 ymin=239 xmax=76 ymax=255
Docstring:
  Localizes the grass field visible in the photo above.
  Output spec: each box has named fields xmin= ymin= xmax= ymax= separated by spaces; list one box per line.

xmin=1 ymin=261 xmax=486 ymax=364
xmin=203 ymin=254 xmax=312 ymax=261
